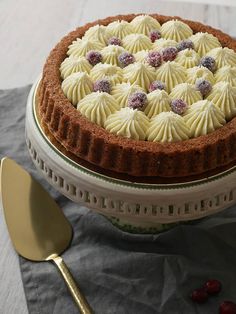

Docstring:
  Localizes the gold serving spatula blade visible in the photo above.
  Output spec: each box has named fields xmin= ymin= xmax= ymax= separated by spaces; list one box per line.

xmin=0 ymin=157 xmax=92 ymax=314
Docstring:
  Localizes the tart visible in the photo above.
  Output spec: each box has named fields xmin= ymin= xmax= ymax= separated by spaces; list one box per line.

xmin=37 ymin=13 xmax=236 ymax=180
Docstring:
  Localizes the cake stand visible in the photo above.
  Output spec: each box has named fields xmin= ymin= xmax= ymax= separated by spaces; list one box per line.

xmin=25 ymin=78 xmax=236 ymax=233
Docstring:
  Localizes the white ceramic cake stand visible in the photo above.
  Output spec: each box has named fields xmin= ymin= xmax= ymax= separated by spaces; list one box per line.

xmin=25 ymin=78 xmax=236 ymax=233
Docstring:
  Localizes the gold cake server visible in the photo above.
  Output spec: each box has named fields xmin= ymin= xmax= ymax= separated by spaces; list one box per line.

xmin=0 ymin=157 xmax=92 ymax=314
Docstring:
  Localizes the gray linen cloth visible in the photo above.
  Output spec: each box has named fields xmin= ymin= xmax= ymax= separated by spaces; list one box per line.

xmin=1 ymin=86 xmax=236 ymax=314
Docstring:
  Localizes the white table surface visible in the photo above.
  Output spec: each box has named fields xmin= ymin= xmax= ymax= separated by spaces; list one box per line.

xmin=1 ymin=1 xmax=236 ymax=313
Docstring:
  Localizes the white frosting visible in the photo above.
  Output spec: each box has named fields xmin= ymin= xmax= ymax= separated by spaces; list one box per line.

xmin=147 ymin=112 xmax=190 ymax=142
xmin=214 ymin=66 xmax=236 ymax=87
xmin=77 ymin=92 xmax=119 ymax=127
xmin=123 ymin=62 xmax=156 ymax=91
xmin=207 ymin=82 xmax=236 ymax=120
xmin=175 ymin=49 xmax=200 ymax=69
xmin=111 ymin=83 xmax=144 ymax=108
xmin=90 ymin=63 xmax=123 ymax=85
xmin=130 ymin=15 xmax=161 ymax=36
xmin=184 ymin=100 xmax=226 ymax=137
xmin=106 ymin=20 xmax=134 ymax=39
xmin=101 ymin=45 xmax=125 ymax=66
xmin=104 ymin=107 xmax=149 ymax=140
xmin=186 ymin=66 xmax=215 ymax=85
xmin=60 ymin=56 xmax=92 ymax=79
xmin=160 ymin=20 xmax=193 ymax=42
xmin=83 ymin=25 xmax=112 ymax=45
xmin=207 ymin=47 xmax=236 ymax=68
xmin=134 ymin=50 xmax=149 ymax=63
xmin=189 ymin=32 xmax=221 ymax=57
xmin=122 ymin=34 xmax=152 ymax=53
xmin=67 ymin=38 xmax=104 ymax=57
xmin=156 ymin=61 xmax=187 ymax=93
xmin=153 ymin=38 xmax=177 ymax=51
xmin=145 ymin=90 xmax=171 ymax=118
xmin=169 ymin=83 xmax=202 ymax=106
xmin=61 ymin=72 xmax=93 ymax=106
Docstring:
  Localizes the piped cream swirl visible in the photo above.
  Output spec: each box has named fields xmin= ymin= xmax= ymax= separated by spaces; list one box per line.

xmin=169 ymin=83 xmax=202 ymax=106
xmin=60 ymin=56 xmax=92 ymax=79
xmin=207 ymin=82 xmax=236 ymax=120
xmin=90 ymin=63 xmax=123 ymax=85
xmin=123 ymin=62 xmax=156 ymax=91
xmin=101 ymin=45 xmax=125 ymax=66
xmin=214 ymin=66 xmax=236 ymax=87
xmin=145 ymin=90 xmax=171 ymax=118
xmin=175 ymin=49 xmax=200 ymax=69
xmin=111 ymin=83 xmax=144 ymax=108
xmin=83 ymin=25 xmax=112 ymax=45
xmin=147 ymin=112 xmax=190 ymax=142
xmin=122 ymin=34 xmax=152 ymax=54
xmin=183 ymin=100 xmax=226 ymax=137
xmin=106 ymin=20 xmax=134 ymax=39
xmin=67 ymin=38 xmax=104 ymax=57
xmin=189 ymin=32 xmax=221 ymax=57
xmin=186 ymin=66 xmax=215 ymax=85
xmin=153 ymin=38 xmax=177 ymax=52
xmin=160 ymin=20 xmax=193 ymax=42
xmin=207 ymin=47 xmax=236 ymax=68
xmin=130 ymin=15 xmax=161 ymax=36
xmin=77 ymin=92 xmax=119 ymax=127
xmin=104 ymin=107 xmax=149 ymax=140
xmin=156 ymin=61 xmax=187 ymax=93
xmin=61 ymin=72 xmax=93 ymax=106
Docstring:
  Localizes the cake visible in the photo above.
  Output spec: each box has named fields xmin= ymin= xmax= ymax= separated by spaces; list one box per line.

xmin=37 ymin=14 xmax=236 ymax=181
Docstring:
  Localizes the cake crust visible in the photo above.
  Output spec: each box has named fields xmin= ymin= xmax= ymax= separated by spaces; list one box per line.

xmin=38 ymin=13 xmax=236 ymax=178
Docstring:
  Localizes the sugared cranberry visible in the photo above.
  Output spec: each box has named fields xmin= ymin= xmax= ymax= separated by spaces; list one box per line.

xmin=128 ymin=92 xmax=147 ymax=110
xmin=94 ymin=79 xmax=111 ymax=93
xmin=118 ymin=52 xmax=135 ymax=68
xmin=199 ymin=56 xmax=216 ymax=73
xmin=220 ymin=301 xmax=236 ymax=314
xmin=195 ymin=78 xmax=212 ymax=97
xmin=177 ymin=39 xmax=194 ymax=51
xmin=146 ymin=51 xmax=162 ymax=68
xmin=204 ymin=279 xmax=222 ymax=295
xmin=171 ymin=99 xmax=188 ymax=115
xmin=149 ymin=30 xmax=161 ymax=43
xmin=162 ymin=47 xmax=178 ymax=62
xmin=190 ymin=288 xmax=208 ymax=303
xmin=86 ymin=50 xmax=102 ymax=66
xmin=149 ymin=81 xmax=166 ymax=92
xmin=107 ymin=37 xmax=122 ymax=46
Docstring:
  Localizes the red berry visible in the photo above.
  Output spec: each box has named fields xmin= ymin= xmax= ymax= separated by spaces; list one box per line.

xmin=86 ymin=50 xmax=102 ymax=66
xmin=220 ymin=301 xmax=236 ymax=314
xmin=191 ymin=288 xmax=208 ymax=303
xmin=162 ymin=47 xmax=178 ymax=62
xmin=149 ymin=30 xmax=161 ymax=43
xmin=108 ymin=37 xmax=122 ymax=46
xmin=146 ymin=51 xmax=162 ymax=68
xmin=204 ymin=279 xmax=222 ymax=295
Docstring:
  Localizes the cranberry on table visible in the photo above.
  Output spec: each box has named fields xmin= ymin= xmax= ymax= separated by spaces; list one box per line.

xmin=204 ymin=279 xmax=222 ymax=295
xmin=146 ymin=51 xmax=162 ymax=68
xmin=177 ymin=39 xmax=194 ymax=51
xmin=199 ymin=56 xmax=216 ymax=73
xmin=107 ymin=37 xmax=122 ymax=46
xmin=149 ymin=80 xmax=166 ymax=92
xmin=191 ymin=288 xmax=208 ymax=303
xmin=118 ymin=52 xmax=135 ymax=68
xmin=128 ymin=92 xmax=147 ymax=110
xmin=93 ymin=79 xmax=111 ymax=93
xmin=219 ymin=301 xmax=236 ymax=314
xmin=162 ymin=47 xmax=178 ymax=62
xmin=149 ymin=30 xmax=161 ymax=43
xmin=86 ymin=50 xmax=102 ymax=66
